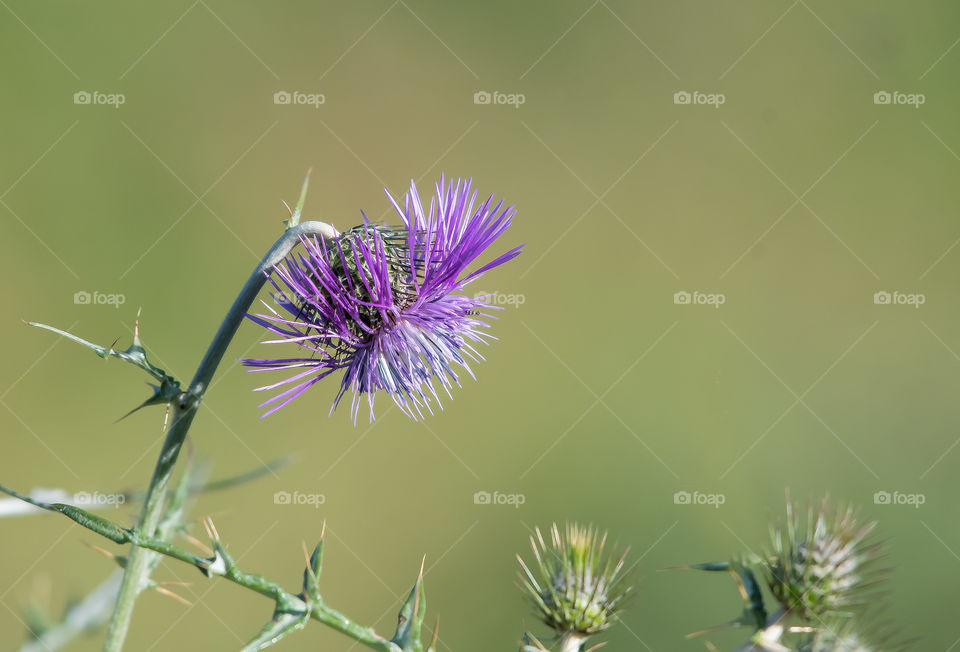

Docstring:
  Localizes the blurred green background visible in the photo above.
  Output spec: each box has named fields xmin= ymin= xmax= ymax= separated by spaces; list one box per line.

xmin=2 ymin=1 xmax=959 ymax=650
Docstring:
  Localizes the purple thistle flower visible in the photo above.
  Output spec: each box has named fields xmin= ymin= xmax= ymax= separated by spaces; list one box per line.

xmin=241 ymin=176 xmax=522 ymax=422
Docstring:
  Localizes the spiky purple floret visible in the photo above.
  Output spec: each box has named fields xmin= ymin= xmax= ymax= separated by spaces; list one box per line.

xmin=241 ymin=176 xmax=522 ymax=422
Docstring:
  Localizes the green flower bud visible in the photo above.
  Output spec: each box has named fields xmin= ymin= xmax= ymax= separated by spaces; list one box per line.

xmin=765 ymin=498 xmax=882 ymax=622
xmin=518 ymin=523 xmax=631 ymax=637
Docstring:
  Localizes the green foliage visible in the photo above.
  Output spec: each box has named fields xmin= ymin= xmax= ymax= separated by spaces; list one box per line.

xmin=683 ymin=495 xmax=889 ymax=652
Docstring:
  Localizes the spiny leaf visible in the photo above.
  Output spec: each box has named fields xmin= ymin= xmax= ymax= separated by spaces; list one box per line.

xmin=301 ymin=524 xmax=324 ymax=601
xmin=685 ymin=559 xmax=767 ymax=639
xmin=686 ymin=562 xmax=732 ymax=572
xmin=191 ymin=456 xmax=294 ymax=495
xmin=283 ymin=169 xmax=312 ymax=229
xmin=391 ymin=558 xmax=426 ymax=651
xmin=728 ymin=561 xmax=766 ymax=630
xmin=27 ymin=316 xmax=182 ymax=418
xmin=0 ymin=484 xmax=130 ymax=543
xmin=426 ymin=616 xmax=439 ymax=652
xmin=240 ymin=608 xmax=309 ymax=652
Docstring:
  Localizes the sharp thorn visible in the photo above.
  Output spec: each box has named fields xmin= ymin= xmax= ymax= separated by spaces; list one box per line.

xmin=155 ymin=586 xmax=192 ymax=607
xmin=429 ymin=616 xmax=439 ymax=650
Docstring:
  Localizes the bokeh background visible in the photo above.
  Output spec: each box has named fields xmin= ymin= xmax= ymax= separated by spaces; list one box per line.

xmin=2 ymin=2 xmax=959 ymax=650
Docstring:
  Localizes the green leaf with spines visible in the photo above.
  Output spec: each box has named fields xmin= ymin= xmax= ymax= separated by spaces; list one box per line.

xmin=282 ymin=169 xmax=312 ymax=230
xmin=27 ymin=317 xmax=182 ymax=417
xmin=301 ymin=533 xmax=324 ymax=601
xmin=241 ymin=607 xmax=309 ymax=651
xmin=390 ymin=561 xmax=426 ymax=652
xmin=688 ymin=559 xmax=767 ymax=631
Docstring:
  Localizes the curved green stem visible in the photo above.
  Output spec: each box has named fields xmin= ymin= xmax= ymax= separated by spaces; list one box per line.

xmin=102 ymin=221 xmax=337 ymax=652
xmin=0 ymin=481 xmax=399 ymax=651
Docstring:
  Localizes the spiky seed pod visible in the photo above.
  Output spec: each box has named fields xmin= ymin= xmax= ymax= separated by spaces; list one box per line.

xmin=517 ymin=523 xmax=631 ymax=636
xmin=765 ymin=497 xmax=882 ymax=622
xmin=800 ymin=630 xmax=873 ymax=652
xmin=797 ymin=615 xmax=910 ymax=652
xmin=794 ymin=618 xmax=886 ymax=652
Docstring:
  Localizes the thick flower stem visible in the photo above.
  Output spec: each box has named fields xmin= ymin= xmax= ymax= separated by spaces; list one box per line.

xmin=102 ymin=221 xmax=338 ymax=652
xmin=558 ymin=633 xmax=587 ymax=652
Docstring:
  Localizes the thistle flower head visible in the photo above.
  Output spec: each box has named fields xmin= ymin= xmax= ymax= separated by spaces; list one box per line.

xmin=801 ymin=628 xmax=873 ymax=652
xmin=518 ymin=523 xmax=631 ymax=637
xmin=241 ymin=176 xmax=521 ymax=421
xmin=798 ymin=617 xmax=908 ymax=652
xmin=765 ymin=497 xmax=882 ymax=621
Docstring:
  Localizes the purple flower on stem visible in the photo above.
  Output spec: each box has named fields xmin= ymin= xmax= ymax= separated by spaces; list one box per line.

xmin=241 ymin=176 xmax=522 ymax=422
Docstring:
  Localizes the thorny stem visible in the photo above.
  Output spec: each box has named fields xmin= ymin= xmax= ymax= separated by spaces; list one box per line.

xmin=0 ymin=482 xmax=399 ymax=651
xmin=121 ymin=525 xmax=398 ymax=651
xmin=102 ymin=221 xmax=338 ymax=652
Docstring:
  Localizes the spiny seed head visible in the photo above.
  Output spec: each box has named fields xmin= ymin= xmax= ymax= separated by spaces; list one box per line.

xmin=517 ymin=523 xmax=631 ymax=636
xmin=764 ymin=496 xmax=882 ymax=621
xmin=801 ymin=630 xmax=873 ymax=652
xmin=800 ymin=618 xmax=909 ymax=652
xmin=796 ymin=617 xmax=902 ymax=652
